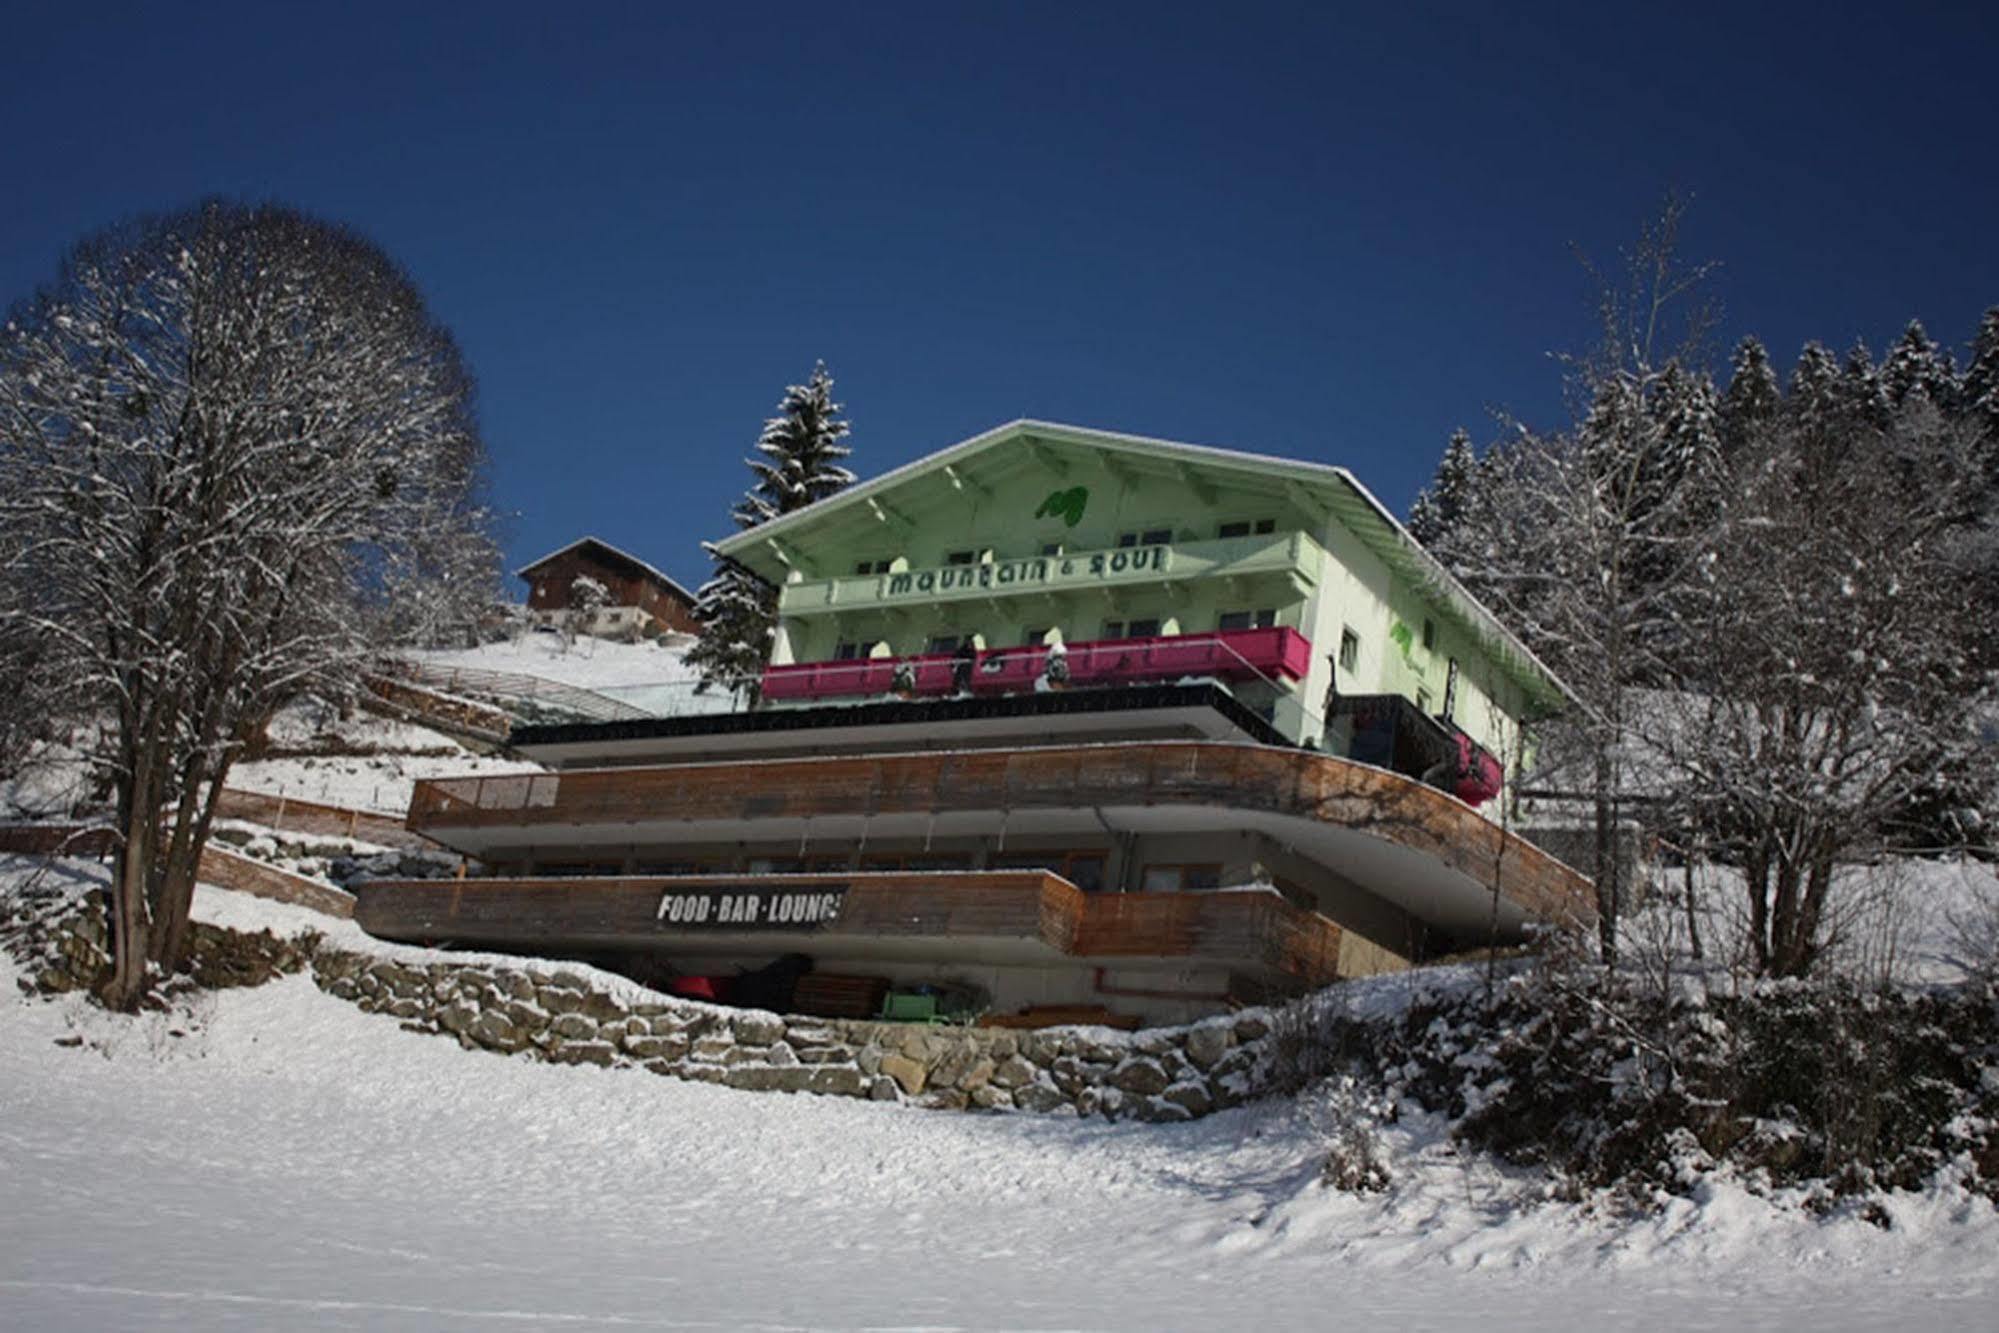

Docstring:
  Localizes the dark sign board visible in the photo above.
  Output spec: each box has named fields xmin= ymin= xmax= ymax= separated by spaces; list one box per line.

xmin=654 ymin=884 xmax=847 ymax=931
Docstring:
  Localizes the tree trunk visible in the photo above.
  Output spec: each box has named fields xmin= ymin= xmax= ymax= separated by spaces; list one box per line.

xmin=103 ymin=754 xmax=160 ymax=1011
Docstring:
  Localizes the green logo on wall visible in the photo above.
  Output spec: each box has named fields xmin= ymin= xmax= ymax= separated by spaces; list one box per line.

xmin=1034 ymin=485 xmax=1089 ymax=527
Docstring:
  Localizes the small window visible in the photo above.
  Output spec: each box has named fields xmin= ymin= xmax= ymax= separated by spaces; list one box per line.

xmin=1253 ymin=518 xmax=1276 ymax=535
xmin=1422 ymin=618 xmax=1437 ymax=651
xmin=1338 ymin=627 xmax=1360 ymax=673
xmin=1101 ymin=620 xmax=1124 ymax=640
xmin=1141 ymin=528 xmax=1171 ymax=546
xmin=1443 ymin=657 xmax=1460 ymax=722
xmin=1217 ymin=521 xmax=1251 ymax=540
xmin=1116 ymin=532 xmax=1139 ymax=549
xmin=1141 ymin=863 xmax=1223 ymax=892
xmin=944 ymin=550 xmax=976 ymax=566
xmin=926 ymin=634 xmax=961 ymax=654
xmin=833 ymin=641 xmax=862 ymax=661
xmin=1022 ymin=627 xmax=1049 ymax=646
xmin=1218 ymin=608 xmax=1278 ymax=632
xmin=1040 ymin=542 xmax=1063 ymax=556
xmin=1127 ymin=617 xmax=1161 ymax=638
xmin=855 ymin=558 xmax=894 ymax=576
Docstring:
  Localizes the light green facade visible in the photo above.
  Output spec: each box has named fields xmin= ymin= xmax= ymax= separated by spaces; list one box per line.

xmin=715 ymin=421 xmax=1566 ymax=766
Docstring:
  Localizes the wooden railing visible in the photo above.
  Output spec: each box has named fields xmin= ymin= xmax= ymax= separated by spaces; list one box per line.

xmin=405 ymin=741 xmax=1592 ymax=925
xmin=760 ymin=627 xmax=1312 ymax=702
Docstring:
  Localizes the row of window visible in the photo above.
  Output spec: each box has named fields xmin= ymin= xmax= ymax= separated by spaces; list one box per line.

xmin=829 ymin=608 xmax=1282 ymax=660
xmin=850 ymin=517 xmax=1279 ymax=576
xmin=525 ymin=852 xmax=1224 ymax=894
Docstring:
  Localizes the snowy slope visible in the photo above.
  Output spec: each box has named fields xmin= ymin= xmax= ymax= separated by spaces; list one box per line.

xmin=412 ymin=634 xmax=703 ymax=691
xmin=2 ymin=877 xmax=1995 ymax=1330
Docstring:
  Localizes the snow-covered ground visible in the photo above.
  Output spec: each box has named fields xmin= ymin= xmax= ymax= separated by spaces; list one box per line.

xmin=413 ymin=634 xmax=704 ymax=691
xmin=3 ymin=872 xmax=1995 ymax=1331
xmin=229 ymin=699 xmax=541 ymax=815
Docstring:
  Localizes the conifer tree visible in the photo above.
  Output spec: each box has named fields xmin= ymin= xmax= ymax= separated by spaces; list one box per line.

xmin=1406 ymin=428 xmax=1479 ymax=548
xmin=1882 ymin=319 xmax=1957 ymax=409
xmin=1719 ymin=336 xmax=1781 ymax=457
xmin=685 ymin=363 xmax=855 ymax=694
xmin=1961 ymin=308 xmax=1999 ymax=436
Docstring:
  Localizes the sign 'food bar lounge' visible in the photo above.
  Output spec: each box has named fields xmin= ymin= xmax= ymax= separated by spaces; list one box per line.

xmin=656 ymin=886 xmax=846 ymax=929
xmin=357 ymin=421 xmax=1592 ymax=1030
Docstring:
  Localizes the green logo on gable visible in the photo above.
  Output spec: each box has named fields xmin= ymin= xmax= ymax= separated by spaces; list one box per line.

xmin=1035 ymin=485 xmax=1089 ymax=528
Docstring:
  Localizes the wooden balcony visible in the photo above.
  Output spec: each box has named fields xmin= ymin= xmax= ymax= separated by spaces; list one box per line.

xmin=404 ymin=741 xmax=1593 ymax=933
xmin=352 ymin=870 xmax=1349 ymax=989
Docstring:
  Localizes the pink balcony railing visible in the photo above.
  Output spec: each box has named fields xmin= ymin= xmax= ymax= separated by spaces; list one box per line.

xmin=760 ymin=627 xmax=1312 ymax=703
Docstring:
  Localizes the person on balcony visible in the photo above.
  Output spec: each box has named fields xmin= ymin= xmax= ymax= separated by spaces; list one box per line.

xmin=951 ymin=639 xmax=978 ymax=694
xmin=1038 ymin=638 xmax=1070 ymax=691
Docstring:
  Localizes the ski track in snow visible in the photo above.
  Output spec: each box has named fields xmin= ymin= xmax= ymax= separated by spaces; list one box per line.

xmin=3 ymin=894 xmax=1997 ymax=1330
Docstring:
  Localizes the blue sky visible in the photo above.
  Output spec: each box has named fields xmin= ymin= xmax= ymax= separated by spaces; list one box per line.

xmin=3 ymin=3 xmax=1995 ymax=592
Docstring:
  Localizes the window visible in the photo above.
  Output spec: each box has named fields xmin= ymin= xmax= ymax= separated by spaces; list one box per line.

xmin=1141 ymin=863 xmax=1223 ymax=892
xmin=993 ymin=849 xmax=1107 ymax=893
xmin=1022 ymin=627 xmax=1050 ymax=646
xmin=1218 ymin=608 xmax=1277 ymax=632
xmin=1338 ymin=627 xmax=1360 ymax=673
xmin=854 ymin=558 xmax=894 ymax=576
xmin=858 ymin=852 xmax=971 ymax=872
xmin=1040 ymin=542 xmax=1063 ymax=556
xmin=926 ymin=634 xmax=961 ymax=654
xmin=1116 ymin=529 xmax=1172 ymax=548
xmin=1421 ymin=618 xmax=1437 ymax=651
xmin=1442 ymin=657 xmax=1460 ymax=722
xmin=944 ymin=549 xmax=976 ymax=566
xmin=833 ymin=641 xmax=863 ymax=660
xmin=1102 ymin=620 xmax=1123 ymax=639
xmin=1103 ymin=617 xmax=1160 ymax=640
xmin=634 ymin=859 xmax=714 ymax=875
xmin=1219 ymin=518 xmax=1277 ymax=539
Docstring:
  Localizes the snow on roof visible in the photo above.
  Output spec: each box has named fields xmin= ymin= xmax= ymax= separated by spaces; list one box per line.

xmin=712 ymin=419 xmax=1573 ymax=713
xmin=514 ymin=536 xmax=695 ymax=604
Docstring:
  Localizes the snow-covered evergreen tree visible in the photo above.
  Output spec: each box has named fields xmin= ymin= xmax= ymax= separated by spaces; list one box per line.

xmin=684 ymin=362 xmax=856 ymax=694
xmin=1719 ymin=336 xmax=1781 ymax=457
xmin=1961 ymin=307 xmax=1999 ymax=438
xmin=1406 ymin=428 xmax=1479 ymax=549
xmin=1881 ymin=319 xmax=1957 ymax=409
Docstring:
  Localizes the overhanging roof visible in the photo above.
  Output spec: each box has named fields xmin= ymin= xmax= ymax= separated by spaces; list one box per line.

xmin=515 ymin=536 xmax=695 ymax=604
xmin=712 ymin=420 xmax=1571 ymax=715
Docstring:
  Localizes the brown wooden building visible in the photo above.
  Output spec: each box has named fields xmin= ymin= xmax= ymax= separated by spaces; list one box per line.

xmin=517 ymin=537 xmax=701 ymax=638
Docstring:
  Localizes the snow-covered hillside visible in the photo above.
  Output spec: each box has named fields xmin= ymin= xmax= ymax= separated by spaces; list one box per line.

xmin=413 ymin=633 xmax=703 ymax=692
xmin=3 ymin=870 xmax=1995 ymax=1331
xmin=228 ymin=696 xmax=541 ymax=815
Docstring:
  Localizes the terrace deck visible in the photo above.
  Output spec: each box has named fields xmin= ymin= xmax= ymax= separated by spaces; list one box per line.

xmin=352 ymin=870 xmax=1348 ymax=990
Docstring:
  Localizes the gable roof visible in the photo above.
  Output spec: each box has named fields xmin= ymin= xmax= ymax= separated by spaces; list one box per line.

xmin=714 ymin=419 xmax=1572 ymax=716
xmin=514 ymin=536 xmax=695 ymax=604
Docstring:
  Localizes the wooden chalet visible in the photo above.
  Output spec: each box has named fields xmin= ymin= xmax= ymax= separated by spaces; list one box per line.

xmin=517 ymin=536 xmax=700 ymax=639
xmin=361 ymin=424 xmax=1593 ymax=1028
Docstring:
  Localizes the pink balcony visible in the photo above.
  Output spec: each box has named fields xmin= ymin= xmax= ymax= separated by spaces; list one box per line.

xmin=760 ymin=627 xmax=1312 ymax=703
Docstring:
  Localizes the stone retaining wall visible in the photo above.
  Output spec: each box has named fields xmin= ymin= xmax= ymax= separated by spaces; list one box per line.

xmin=312 ymin=951 xmax=1276 ymax=1120
xmin=6 ymin=888 xmax=1280 ymax=1120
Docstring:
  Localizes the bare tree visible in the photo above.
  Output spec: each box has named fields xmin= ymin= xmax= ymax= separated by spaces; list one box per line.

xmin=1654 ymin=387 xmax=1996 ymax=977
xmin=1443 ymin=200 xmax=1722 ymax=965
xmin=0 ymin=201 xmax=496 ymax=1007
